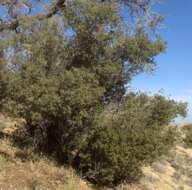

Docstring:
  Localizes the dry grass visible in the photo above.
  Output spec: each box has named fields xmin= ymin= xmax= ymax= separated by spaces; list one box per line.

xmin=0 ymin=116 xmax=94 ymax=190
xmin=0 ymin=138 xmax=94 ymax=190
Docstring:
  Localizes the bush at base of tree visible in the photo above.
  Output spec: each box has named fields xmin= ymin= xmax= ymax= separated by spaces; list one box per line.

xmin=75 ymin=93 xmax=186 ymax=186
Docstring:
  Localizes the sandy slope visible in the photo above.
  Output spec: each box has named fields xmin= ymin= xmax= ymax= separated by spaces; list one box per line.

xmin=140 ymin=145 xmax=192 ymax=190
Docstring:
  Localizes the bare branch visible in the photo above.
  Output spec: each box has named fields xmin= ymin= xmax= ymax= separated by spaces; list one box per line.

xmin=0 ymin=0 xmax=66 ymax=32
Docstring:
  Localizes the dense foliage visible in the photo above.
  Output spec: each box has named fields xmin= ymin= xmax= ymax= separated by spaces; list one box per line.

xmin=182 ymin=124 xmax=192 ymax=148
xmin=0 ymin=0 xmax=187 ymax=187
xmin=76 ymin=93 xmax=186 ymax=185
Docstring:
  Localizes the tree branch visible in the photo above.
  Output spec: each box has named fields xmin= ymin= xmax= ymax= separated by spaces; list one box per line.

xmin=0 ymin=0 xmax=66 ymax=32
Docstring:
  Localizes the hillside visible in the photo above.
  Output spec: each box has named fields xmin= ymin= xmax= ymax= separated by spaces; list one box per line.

xmin=0 ymin=116 xmax=191 ymax=190
xmin=0 ymin=115 xmax=93 ymax=190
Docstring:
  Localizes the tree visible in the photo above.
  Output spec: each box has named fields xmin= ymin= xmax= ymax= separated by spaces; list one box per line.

xmin=0 ymin=0 xmax=187 ymax=186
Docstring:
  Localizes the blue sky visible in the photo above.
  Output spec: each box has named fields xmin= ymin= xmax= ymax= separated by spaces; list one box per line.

xmin=131 ymin=0 xmax=192 ymax=123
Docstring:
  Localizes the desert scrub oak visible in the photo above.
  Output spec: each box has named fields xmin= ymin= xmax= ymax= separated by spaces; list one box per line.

xmin=0 ymin=0 xmax=166 ymax=155
xmin=0 ymin=0 xmax=187 ymax=187
xmin=75 ymin=93 xmax=186 ymax=186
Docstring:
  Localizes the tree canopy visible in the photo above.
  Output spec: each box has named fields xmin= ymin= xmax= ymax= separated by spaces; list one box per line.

xmin=0 ymin=0 xmax=162 ymax=32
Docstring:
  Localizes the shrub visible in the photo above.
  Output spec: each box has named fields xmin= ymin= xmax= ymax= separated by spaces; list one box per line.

xmin=182 ymin=124 xmax=192 ymax=148
xmin=75 ymin=93 xmax=186 ymax=186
